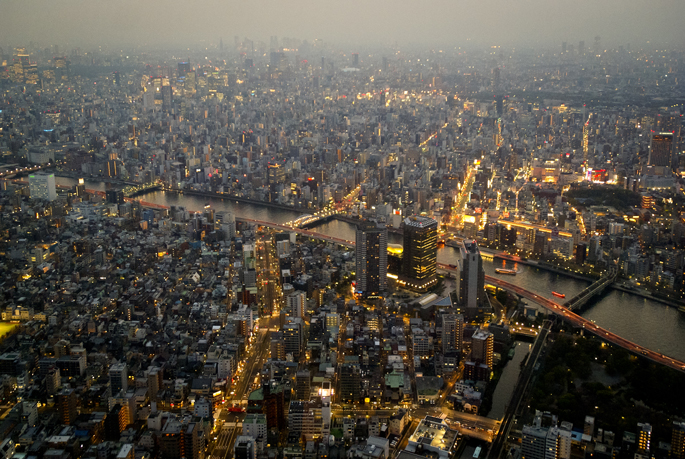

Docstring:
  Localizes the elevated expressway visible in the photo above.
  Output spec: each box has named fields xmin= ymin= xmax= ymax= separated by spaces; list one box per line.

xmin=437 ymin=263 xmax=685 ymax=373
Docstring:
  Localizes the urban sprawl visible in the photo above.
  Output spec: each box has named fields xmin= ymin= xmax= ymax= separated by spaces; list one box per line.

xmin=0 ymin=37 xmax=684 ymax=459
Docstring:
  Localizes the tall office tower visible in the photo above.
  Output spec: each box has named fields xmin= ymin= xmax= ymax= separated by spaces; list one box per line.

xmin=594 ymin=36 xmax=601 ymax=55
xmin=471 ymin=329 xmax=494 ymax=368
xmin=283 ymin=321 xmax=302 ymax=361
xmin=243 ymin=243 xmax=256 ymax=269
xmin=402 ymin=216 xmax=438 ymax=290
xmin=339 ymin=363 xmax=361 ymax=403
xmin=286 ymin=291 xmax=306 ymax=318
xmin=352 ymin=53 xmax=359 ymax=68
xmin=73 ymin=178 xmax=86 ymax=197
xmin=12 ymin=47 xmax=29 ymax=82
xmin=441 ymin=313 xmax=464 ymax=353
xmin=496 ymin=95 xmax=503 ymax=116
xmin=655 ymin=114 xmax=681 ymax=169
xmin=161 ymin=85 xmax=172 ymax=110
xmin=262 ymin=380 xmax=286 ymax=430
xmin=522 ymin=424 xmax=561 ymax=459
xmin=109 ymin=362 xmax=128 ymax=395
xmin=178 ymin=61 xmax=190 ymax=76
xmin=147 ymin=367 xmax=162 ymax=400
xmin=382 ymin=56 xmax=388 ymax=72
xmin=561 ymin=42 xmax=567 ymax=54
xmin=582 ymin=114 xmax=591 ymax=165
xmin=270 ymin=331 xmax=285 ymax=360
xmin=295 ymin=370 xmax=310 ymax=400
xmin=578 ymin=40 xmax=585 ymax=55
xmin=456 ymin=240 xmax=487 ymax=318
xmin=320 ymin=380 xmax=332 ymax=437
xmin=57 ymin=388 xmax=78 ymax=425
xmin=25 ymin=63 xmax=38 ymax=84
xmin=183 ymin=422 xmax=204 ymax=459
xmin=648 ymin=132 xmax=674 ymax=167
xmin=54 ymin=56 xmax=68 ymax=80
xmin=215 ymin=211 xmax=236 ymax=240
xmin=234 ymin=436 xmax=256 ymax=459
xmin=242 ymin=414 xmax=268 ymax=453
xmin=355 ymin=221 xmax=388 ymax=298
xmin=672 ymin=421 xmax=685 ymax=459
xmin=269 ymin=51 xmax=285 ymax=70
xmin=104 ymin=404 xmax=126 ymax=440
xmin=637 ymin=423 xmax=652 ymax=452
xmin=29 ymin=173 xmax=57 ymax=201
xmin=493 ymin=67 xmax=501 ymax=88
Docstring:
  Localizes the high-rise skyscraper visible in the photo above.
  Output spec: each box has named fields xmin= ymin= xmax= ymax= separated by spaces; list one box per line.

xmin=234 ymin=436 xmax=256 ymax=459
xmin=672 ymin=421 xmax=685 ymax=459
xmin=522 ymin=421 xmax=562 ymax=459
xmin=295 ymin=370 xmax=310 ymax=400
xmin=339 ymin=363 xmax=361 ymax=403
xmin=637 ymin=423 xmax=652 ymax=453
xmin=355 ymin=220 xmax=387 ymax=298
xmin=471 ymin=329 xmax=494 ymax=368
xmin=286 ymin=291 xmax=306 ymax=318
xmin=57 ymin=388 xmax=78 ymax=425
xmin=352 ymin=53 xmax=359 ymax=68
xmin=109 ymin=362 xmax=128 ymax=395
xmin=649 ymin=132 xmax=674 ymax=167
xmin=456 ymin=240 xmax=488 ymax=318
xmin=29 ymin=173 xmax=57 ymax=201
xmin=178 ymin=61 xmax=190 ymax=77
xmin=441 ymin=313 xmax=464 ymax=353
xmin=654 ymin=114 xmax=681 ymax=169
xmin=582 ymin=114 xmax=591 ymax=165
xmin=402 ymin=216 xmax=438 ymax=291
xmin=283 ymin=319 xmax=303 ymax=361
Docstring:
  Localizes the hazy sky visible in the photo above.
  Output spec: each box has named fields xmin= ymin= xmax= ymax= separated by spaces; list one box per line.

xmin=2 ymin=0 xmax=685 ymax=50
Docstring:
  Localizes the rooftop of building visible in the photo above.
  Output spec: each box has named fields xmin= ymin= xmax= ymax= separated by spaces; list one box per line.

xmin=408 ymin=416 xmax=459 ymax=453
xmin=403 ymin=216 xmax=437 ymax=229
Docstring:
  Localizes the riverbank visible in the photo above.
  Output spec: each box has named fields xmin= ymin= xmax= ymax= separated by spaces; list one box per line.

xmin=159 ymin=189 xmax=313 ymax=214
xmin=525 ymin=260 xmax=598 ymax=282
xmin=611 ymin=284 xmax=684 ymax=309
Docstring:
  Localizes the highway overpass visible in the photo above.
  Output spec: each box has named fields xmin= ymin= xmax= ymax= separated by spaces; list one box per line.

xmin=438 ymin=263 xmax=685 ymax=373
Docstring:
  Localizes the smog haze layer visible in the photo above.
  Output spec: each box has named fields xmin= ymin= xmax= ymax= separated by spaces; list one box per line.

xmin=1 ymin=0 xmax=685 ymax=49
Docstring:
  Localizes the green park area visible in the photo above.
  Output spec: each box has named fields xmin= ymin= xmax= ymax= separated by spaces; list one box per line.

xmin=565 ymin=186 xmax=641 ymax=211
xmin=527 ymin=333 xmax=685 ymax=446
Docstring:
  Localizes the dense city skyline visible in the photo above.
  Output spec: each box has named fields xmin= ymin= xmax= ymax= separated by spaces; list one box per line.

xmin=1 ymin=5 xmax=685 ymax=459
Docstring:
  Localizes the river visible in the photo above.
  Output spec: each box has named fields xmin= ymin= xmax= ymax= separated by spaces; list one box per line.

xmin=55 ymin=176 xmax=685 ymax=362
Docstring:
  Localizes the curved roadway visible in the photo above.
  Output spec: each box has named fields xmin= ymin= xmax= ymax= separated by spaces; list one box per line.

xmin=437 ymin=263 xmax=685 ymax=373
